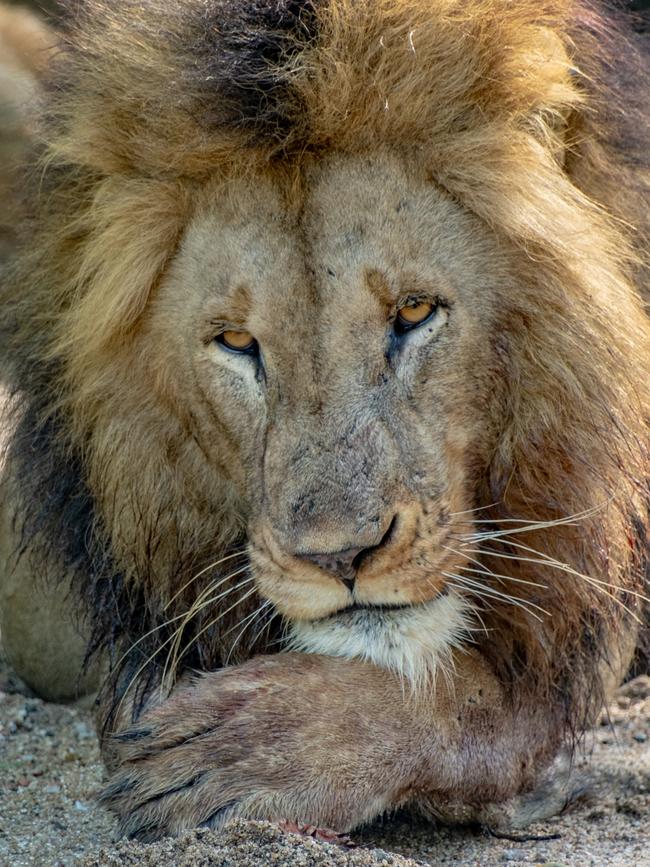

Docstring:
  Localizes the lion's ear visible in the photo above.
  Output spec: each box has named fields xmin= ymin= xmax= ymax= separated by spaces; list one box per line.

xmin=516 ymin=26 xmax=583 ymax=168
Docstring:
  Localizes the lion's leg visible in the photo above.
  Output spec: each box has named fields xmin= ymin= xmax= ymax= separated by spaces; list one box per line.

xmin=422 ymin=627 xmax=639 ymax=832
xmin=0 ymin=390 xmax=98 ymax=702
xmin=101 ymin=651 xmax=585 ymax=840
xmin=0 ymin=491 xmax=99 ymax=702
xmin=103 ymin=638 xmax=639 ymax=841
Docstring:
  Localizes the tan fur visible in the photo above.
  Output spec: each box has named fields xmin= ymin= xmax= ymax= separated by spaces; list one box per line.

xmin=0 ymin=5 xmax=56 ymax=263
xmin=0 ymin=0 xmax=648 ymax=840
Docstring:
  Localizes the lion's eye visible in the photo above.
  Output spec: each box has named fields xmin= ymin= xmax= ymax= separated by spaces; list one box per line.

xmin=395 ymin=301 xmax=435 ymax=333
xmin=216 ymin=330 xmax=258 ymax=354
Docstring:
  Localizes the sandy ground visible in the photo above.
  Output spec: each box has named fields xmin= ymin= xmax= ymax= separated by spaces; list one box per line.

xmin=0 ymin=650 xmax=648 ymax=867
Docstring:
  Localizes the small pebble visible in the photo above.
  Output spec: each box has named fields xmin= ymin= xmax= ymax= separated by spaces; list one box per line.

xmin=632 ymin=732 xmax=647 ymax=743
xmin=501 ymin=849 xmax=526 ymax=862
xmin=72 ymin=721 xmax=93 ymax=740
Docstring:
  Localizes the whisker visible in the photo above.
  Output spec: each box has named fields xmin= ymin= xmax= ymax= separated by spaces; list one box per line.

xmin=247 ymin=602 xmax=277 ymax=651
xmin=442 ymin=572 xmax=549 ymax=621
xmin=264 ymin=634 xmax=290 ymax=650
xmin=162 ymin=567 xmax=252 ymax=671
xmin=473 ymin=539 xmax=645 ymax=621
xmin=110 ymin=567 xmax=251 ymax=685
xmin=446 ymin=581 xmax=498 ymax=613
xmin=457 ymin=563 xmax=548 ymax=590
xmin=164 ymin=550 xmax=247 ymax=611
xmin=157 ymin=566 xmax=252 ymax=682
xmin=441 ymin=543 xmax=547 ymax=589
xmin=166 ymin=583 xmax=260 ymax=682
xmin=114 ymin=574 xmax=255 ymax=719
xmin=466 ymin=601 xmax=491 ymax=637
xmin=112 ymin=608 xmax=204 ymax=674
xmin=162 ymin=575 xmax=255 ymax=686
xmin=449 ymin=502 xmax=500 ymax=517
xmin=464 ymin=540 xmax=650 ymax=607
xmin=264 ymin=617 xmax=292 ymax=650
xmin=468 ymin=517 xmax=577 ymax=526
xmin=115 ymin=627 xmax=188 ymax=723
xmin=224 ymin=600 xmax=274 ymax=666
xmin=457 ymin=504 xmax=606 ymax=543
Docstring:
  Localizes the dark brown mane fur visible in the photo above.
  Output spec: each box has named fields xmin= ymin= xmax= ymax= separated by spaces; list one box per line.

xmin=1 ymin=0 xmax=649 ymax=732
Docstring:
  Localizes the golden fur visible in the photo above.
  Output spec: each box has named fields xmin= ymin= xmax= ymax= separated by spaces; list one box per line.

xmin=0 ymin=0 xmax=648 ymax=841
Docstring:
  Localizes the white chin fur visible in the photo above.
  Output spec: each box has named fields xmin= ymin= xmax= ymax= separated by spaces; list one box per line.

xmin=287 ymin=591 xmax=473 ymax=688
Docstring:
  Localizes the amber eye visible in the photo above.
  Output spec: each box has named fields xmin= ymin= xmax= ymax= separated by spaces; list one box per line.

xmin=395 ymin=300 xmax=435 ymax=333
xmin=216 ymin=330 xmax=258 ymax=354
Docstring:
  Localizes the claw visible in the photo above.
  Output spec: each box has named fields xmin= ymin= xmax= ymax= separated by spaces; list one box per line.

xmin=113 ymin=727 xmax=153 ymax=742
xmin=123 ymin=816 xmax=166 ymax=842
xmin=100 ymin=775 xmax=137 ymax=802
xmin=199 ymin=800 xmax=240 ymax=830
xmin=278 ymin=820 xmax=356 ymax=848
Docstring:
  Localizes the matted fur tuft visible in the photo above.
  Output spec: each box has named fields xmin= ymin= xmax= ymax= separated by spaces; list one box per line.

xmin=1 ymin=0 xmax=649 ymax=731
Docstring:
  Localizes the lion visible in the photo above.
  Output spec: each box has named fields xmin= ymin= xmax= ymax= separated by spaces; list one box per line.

xmin=0 ymin=0 xmax=649 ymax=843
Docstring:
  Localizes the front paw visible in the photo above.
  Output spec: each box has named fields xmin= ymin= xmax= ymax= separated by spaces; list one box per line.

xmin=101 ymin=654 xmax=405 ymax=840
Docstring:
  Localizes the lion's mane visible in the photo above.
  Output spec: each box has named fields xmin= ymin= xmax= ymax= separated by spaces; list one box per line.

xmin=1 ymin=0 xmax=649 ymax=730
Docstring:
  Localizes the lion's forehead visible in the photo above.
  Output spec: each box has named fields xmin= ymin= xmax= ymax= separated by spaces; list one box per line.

xmin=167 ymin=151 xmax=506 ymax=334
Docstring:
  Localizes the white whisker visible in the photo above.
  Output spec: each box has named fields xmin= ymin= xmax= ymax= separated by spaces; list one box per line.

xmin=449 ymin=502 xmax=500 ymax=517
xmin=471 ymin=538 xmax=649 ymax=605
xmin=110 ymin=568 xmax=252 ymax=703
xmin=161 ymin=571 xmax=254 ymax=686
xmin=164 ymin=550 xmax=247 ymax=611
xmin=224 ymin=599 xmax=274 ymax=666
xmin=442 ymin=572 xmax=549 ymax=620
xmin=167 ymin=582 xmax=260 ymax=679
xmin=463 ymin=539 xmax=646 ymax=621
xmin=247 ymin=603 xmax=277 ymax=651
xmin=441 ymin=543 xmax=547 ymax=589
xmin=457 ymin=563 xmax=548 ymax=590
xmin=457 ymin=503 xmax=606 ymax=544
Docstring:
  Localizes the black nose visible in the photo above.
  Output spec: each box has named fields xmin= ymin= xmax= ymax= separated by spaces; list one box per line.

xmin=299 ymin=516 xmax=397 ymax=590
xmin=303 ymin=547 xmax=366 ymax=589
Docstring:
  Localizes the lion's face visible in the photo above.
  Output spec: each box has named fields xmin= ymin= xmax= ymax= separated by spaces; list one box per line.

xmin=146 ymin=150 xmax=518 ymax=674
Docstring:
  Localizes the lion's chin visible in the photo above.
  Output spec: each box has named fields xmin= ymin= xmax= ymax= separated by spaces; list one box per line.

xmin=286 ymin=591 xmax=473 ymax=688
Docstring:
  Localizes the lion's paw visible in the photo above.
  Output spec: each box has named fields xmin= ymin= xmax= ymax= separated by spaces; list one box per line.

xmin=101 ymin=654 xmax=395 ymax=840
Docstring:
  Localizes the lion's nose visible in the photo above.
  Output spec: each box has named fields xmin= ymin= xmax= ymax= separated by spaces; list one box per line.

xmin=302 ymin=547 xmax=365 ymax=590
xmin=298 ymin=516 xmax=397 ymax=590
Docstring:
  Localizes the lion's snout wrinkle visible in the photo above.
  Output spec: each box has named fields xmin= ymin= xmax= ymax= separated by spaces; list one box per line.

xmin=262 ymin=414 xmax=402 ymax=558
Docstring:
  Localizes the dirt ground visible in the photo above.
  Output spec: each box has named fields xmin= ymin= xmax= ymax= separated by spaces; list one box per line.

xmin=0 ymin=650 xmax=648 ymax=867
